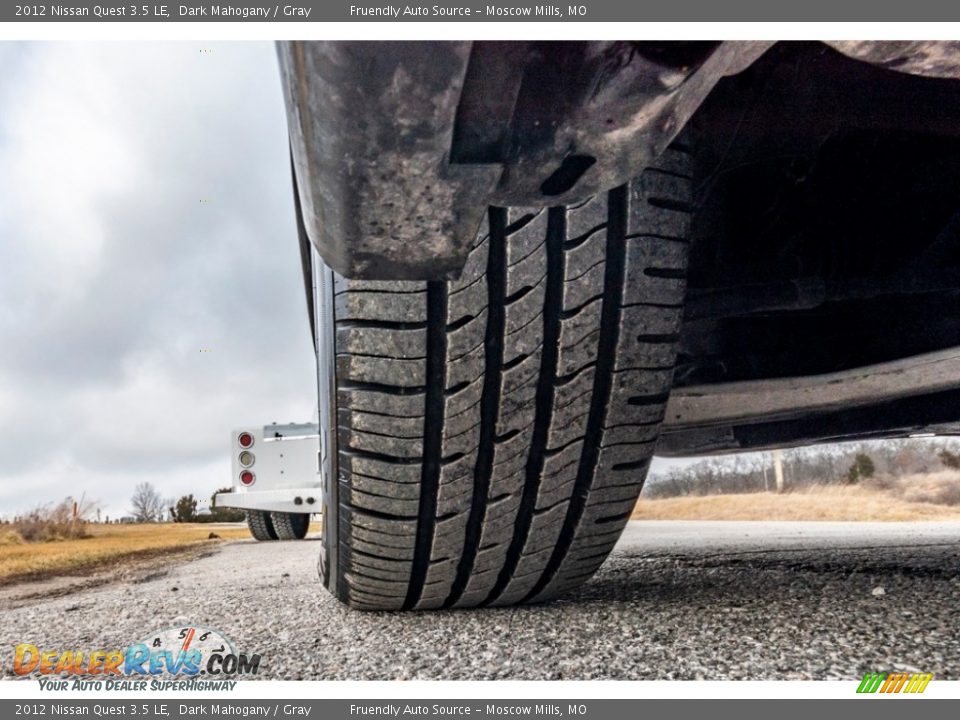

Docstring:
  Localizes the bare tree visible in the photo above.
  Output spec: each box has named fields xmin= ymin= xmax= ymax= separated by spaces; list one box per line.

xmin=130 ymin=482 xmax=165 ymax=522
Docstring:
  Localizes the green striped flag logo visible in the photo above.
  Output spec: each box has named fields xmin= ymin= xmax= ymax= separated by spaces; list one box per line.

xmin=857 ymin=673 xmax=886 ymax=693
xmin=857 ymin=672 xmax=933 ymax=694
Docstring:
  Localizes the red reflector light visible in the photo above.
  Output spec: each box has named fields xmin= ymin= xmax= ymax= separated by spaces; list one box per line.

xmin=240 ymin=470 xmax=255 ymax=486
xmin=238 ymin=432 xmax=254 ymax=448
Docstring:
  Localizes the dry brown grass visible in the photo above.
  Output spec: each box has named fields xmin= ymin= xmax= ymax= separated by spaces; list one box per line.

xmin=633 ymin=481 xmax=960 ymax=522
xmin=0 ymin=522 xmax=253 ymax=584
xmin=10 ymin=500 xmax=93 ymax=542
xmin=891 ymin=471 xmax=960 ymax=506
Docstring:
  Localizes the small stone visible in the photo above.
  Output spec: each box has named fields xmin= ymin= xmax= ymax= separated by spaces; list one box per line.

xmin=871 ymin=586 xmax=886 ymax=596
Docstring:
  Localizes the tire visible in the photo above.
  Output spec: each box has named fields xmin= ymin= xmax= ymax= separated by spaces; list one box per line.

xmin=318 ymin=144 xmax=692 ymax=610
xmin=246 ymin=510 xmax=278 ymax=542
xmin=271 ymin=512 xmax=311 ymax=540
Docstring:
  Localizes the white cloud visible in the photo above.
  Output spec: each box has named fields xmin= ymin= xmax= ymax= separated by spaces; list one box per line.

xmin=0 ymin=43 xmax=315 ymax=518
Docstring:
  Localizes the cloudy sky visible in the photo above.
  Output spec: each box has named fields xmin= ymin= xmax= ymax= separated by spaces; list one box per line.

xmin=0 ymin=43 xmax=316 ymax=519
xmin=0 ymin=41 xmax=703 ymax=523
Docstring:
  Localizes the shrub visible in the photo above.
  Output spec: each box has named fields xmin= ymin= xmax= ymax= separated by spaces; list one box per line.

xmin=939 ymin=449 xmax=960 ymax=470
xmin=0 ymin=529 xmax=24 ymax=545
xmin=208 ymin=488 xmax=245 ymax=522
xmin=845 ymin=453 xmax=876 ymax=484
xmin=899 ymin=474 xmax=960 ymax=506
xmin=12 ymin=499 xmax=91 ymax=542
xmin=170 ymin=494 xmax=198 ymax=523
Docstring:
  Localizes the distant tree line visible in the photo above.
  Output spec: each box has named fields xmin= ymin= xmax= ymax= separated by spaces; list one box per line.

xmin=125 ymin=482 xmax=244 ymax=523
xmin=644 ymin=439 xmax=960 ymax=499
xmin=168 ymin=488 xmax=244 ymax=523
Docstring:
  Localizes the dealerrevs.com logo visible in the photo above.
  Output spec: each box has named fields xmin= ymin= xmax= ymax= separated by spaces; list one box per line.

xmin=13 ymin=625 xmax=261 ymax=691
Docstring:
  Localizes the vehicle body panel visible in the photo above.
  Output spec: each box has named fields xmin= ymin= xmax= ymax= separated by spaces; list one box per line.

xmin=279 ymin=40 xmax=771 ymax=280
xmin=214 ymin=424 xmax=322 ymax=515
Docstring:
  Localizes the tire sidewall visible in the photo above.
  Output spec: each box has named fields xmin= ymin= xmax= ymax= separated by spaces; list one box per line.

xmin=314 ymin=259 xmax=342 ymax=598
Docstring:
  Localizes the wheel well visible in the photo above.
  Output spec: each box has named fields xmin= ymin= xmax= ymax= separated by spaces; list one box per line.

xmin=681 ymin=41 xmax=960 ymax=388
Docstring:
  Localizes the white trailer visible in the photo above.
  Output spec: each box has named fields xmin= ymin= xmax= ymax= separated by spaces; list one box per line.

xmin=214 ymin=422 xmax=321 ymax=541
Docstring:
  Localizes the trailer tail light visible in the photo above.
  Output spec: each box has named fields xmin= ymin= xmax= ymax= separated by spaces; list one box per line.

xmin=238 ymin=432 xmax=254 ymax=448
xmin=239 ymin=451 xmax=255 ymax=468
xmin=240 ymin=470 xmax=255 ymax=486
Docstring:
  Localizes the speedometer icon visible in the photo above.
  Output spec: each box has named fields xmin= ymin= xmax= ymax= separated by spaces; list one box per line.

xmin=137 ymin=625 xmax=236 ymax=675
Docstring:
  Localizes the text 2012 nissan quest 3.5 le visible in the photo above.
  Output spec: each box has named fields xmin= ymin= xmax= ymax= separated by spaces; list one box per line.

xmin=275 ymin=41 xmax=960 ymax=609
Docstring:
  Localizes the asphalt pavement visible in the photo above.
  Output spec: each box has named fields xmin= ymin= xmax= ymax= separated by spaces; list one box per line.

xmin=3 ymin=520 xmax=959 ymax=680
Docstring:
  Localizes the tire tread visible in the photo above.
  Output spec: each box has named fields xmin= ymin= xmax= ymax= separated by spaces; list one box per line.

xmin=326 ymin=145 xmax=692 ymax=609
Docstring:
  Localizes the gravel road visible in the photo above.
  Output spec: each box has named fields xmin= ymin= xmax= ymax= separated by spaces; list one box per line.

xmin=3 ymin=520 xmax=959 ymax=680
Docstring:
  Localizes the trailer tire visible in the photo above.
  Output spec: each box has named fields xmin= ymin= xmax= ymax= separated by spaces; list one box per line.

xmin=315 ymin=144 xmax=692 ymax=610
xmin=271 ymin=512 xmax=311 ymax=540
xmin=246 ymin=510 xmax=278 ymax=542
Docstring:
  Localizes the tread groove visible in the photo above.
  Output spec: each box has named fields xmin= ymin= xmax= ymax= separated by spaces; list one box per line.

xmin=523 ymin=186 xmax=627 ymax=602
xmin=449 ymin=268 xmax=486 ymax=297
xmin=340 ymin=381 xmax=426 ymax=396
xmin=349 ymin=546 xmax=413 ymax=564
xmin=345 ymin=503 xmax=419 ymax=522
xmin=643 ymin=266 xmax=687 ymax=280
xmin=503 ymin=349 xmax=536 ymax=371
xmin=556 ymin=361 xmax=597 ymax=387
xmin=348 ymin=426 xmax=423 ymax=441
xmin=341 ymin=447 xmax=423 ymax=465
xmin=505 ymin=275 xmax=545 ymax=304
xmin=336 ymin=350 xmax=427 ymax=361
xmin=560 ymin=293 xmax=603 ymax=320
xmin=351 ymin=469 xmax=420 ymax=485
xmin=508 ymin=236 xmax=547 ymax=268
xmin=335 ymin=287 xmax=425 ymax=297
xmin=567 ymin=256 xmax=606 ymax=284
xmin=625 ymin=232 xmax=689 ymax=245
xmin=444 ymin=379 xmax=473 ymax=396
xmin=595 ymin=510 xmax=633 ymax=525
xmin=635 ymin=333 xmax=680 ymax=343
xmin=505 ymin=211 xmax=539 ymax=236
xmin=504 ymin=302 xmax=547 ymax=339
xmin=563 ymin=223 xmax=607 ymax=251
xmin=336 ymin=319 xmax=428 ymax=331
xmin=403 ymin=280 xmax=447 ymax=610
xmin=647 ymin=196 xmax=696 ymax=214
xmin=446 ymin=314 xmax=478 ymax=332
xmin=344 ymin=408 xmax=425 ymax=422
xmin=484 ymin=205 xmax=566 ymax=606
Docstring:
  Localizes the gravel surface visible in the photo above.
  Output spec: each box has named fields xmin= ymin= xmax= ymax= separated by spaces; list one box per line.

xmin=3 ymin=520 xmax=959 ymax=680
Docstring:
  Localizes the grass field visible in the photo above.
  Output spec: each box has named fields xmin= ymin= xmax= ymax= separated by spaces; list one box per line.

xmin=0 ymin=522 xmax=254 ymax=584
xmin=3 ymin=477 xmax=957 ymax=586
xmin=633 ymin=484 xmax=960 ymax=522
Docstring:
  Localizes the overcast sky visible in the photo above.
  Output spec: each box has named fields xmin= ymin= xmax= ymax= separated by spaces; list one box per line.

xmin=0 ymin=43 xmax=316 ymax=519
xmin=0 ymin=41 xmax=706 ymax=523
